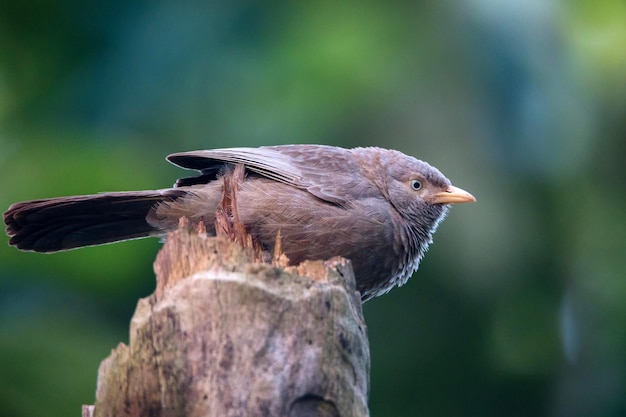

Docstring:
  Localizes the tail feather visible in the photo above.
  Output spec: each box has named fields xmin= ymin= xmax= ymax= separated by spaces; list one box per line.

xmin=4 ymin=190 xmax=185 ymax=252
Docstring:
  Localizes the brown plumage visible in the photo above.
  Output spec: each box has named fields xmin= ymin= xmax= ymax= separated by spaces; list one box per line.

xmin=3 ymin=145 xmax=475 ymax=300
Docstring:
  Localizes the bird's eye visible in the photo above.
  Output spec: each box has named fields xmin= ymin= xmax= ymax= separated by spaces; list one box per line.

xmin=410 ymin=180 xmax=423 ymax=191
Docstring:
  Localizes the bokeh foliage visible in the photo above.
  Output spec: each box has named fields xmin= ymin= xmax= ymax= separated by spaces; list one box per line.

xmin=1 ymin=1 xmax=625 ymax=416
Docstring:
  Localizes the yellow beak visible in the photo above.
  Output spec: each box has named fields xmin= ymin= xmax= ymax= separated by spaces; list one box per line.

xmin=430 ymin=185 xmax=476 ymax=205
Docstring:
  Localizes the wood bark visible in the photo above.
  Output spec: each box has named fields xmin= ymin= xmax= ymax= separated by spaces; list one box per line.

xmin=85 ymin=222 xmax=370 ymax=417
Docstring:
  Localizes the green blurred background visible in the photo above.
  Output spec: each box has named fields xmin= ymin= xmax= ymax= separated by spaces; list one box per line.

xmin=1 ymin=1 xmax=625 ymax=416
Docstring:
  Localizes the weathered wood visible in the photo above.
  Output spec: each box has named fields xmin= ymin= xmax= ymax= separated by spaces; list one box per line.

xmin=82 ymin=405 xmax=94 ymax=417
xmin=87 ymin=222 xmax=370 ymax=417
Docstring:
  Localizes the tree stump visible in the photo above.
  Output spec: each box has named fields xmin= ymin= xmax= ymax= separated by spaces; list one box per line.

xmin=84 ymin=221 xmax=370 ymax=417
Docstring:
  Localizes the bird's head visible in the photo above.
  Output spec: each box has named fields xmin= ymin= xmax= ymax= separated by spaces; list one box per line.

xmin=354 ymin=148 xmax=475 ymax=248
xmin=383 ymin=152 xmax=475 ymax=229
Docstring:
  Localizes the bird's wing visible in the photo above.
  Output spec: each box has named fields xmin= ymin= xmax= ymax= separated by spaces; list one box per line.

xmin=167 ymin=145 xmax=371 ymax=206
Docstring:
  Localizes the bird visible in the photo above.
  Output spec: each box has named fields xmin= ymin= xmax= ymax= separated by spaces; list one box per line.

xmin=4 ymin=145 xmax=475 ymax=300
